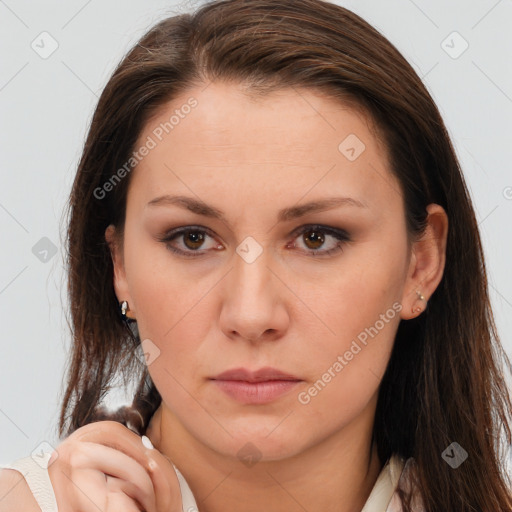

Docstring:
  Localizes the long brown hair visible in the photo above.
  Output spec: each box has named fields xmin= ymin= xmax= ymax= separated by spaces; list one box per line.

xmin=59 ymin=1 xmax=512 ymax=509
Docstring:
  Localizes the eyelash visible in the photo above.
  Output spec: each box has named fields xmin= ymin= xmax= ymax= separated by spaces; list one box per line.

xmin=158 ymin=224 xmax=351 ymax=258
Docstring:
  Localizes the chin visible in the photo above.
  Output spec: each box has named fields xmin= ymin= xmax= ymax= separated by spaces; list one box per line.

xmin=203 ymin=423 xmax=308 ymax=463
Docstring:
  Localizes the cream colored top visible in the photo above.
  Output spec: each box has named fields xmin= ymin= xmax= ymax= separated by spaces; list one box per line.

xmin=1 ymin=451 xmax=424 ymax=511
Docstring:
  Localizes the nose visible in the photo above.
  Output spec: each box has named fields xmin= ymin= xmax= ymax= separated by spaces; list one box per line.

xmin=218 ymin=247 xmax=289 ymax=344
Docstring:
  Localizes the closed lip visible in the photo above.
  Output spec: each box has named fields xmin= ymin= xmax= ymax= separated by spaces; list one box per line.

xmin=210 ymin=367 xmax=301 ymax=382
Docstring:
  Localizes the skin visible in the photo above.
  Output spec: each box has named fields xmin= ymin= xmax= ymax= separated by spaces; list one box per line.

xmin=106 ymin=81 xmax=448 ymax=512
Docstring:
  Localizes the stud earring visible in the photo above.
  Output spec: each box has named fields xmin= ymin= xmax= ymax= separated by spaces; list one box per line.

xmin=411 ymin=290 xmax=427 ymax=315
xmin=120 ymin=300 xmax=130 ymax=319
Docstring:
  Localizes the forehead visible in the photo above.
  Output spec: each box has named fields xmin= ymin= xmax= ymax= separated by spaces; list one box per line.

xmin=140 ymin=82 xmax=383 ymax=155
xmin=128 ymin=81 xmax=400 ymax=216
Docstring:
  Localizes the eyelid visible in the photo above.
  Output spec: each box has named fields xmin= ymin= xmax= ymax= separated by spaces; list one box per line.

xmin=288 ymin=224 xmax=350 ymax=240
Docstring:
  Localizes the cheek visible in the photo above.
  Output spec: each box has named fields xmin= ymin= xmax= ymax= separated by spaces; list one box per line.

xmin=132 ymin=275 xmax=213 ymax=413
xmin=294 ymin=296 xmax=400 ymax=434
xmin=123 ymin=235 xmax=213 ymax=376
xmin=124 ymin=228 xmax=194 ymax=332
xmin=300 ymin=244 xmax=406 ymax=347
xmin=291 ymin=244 xmax=406 ymax=405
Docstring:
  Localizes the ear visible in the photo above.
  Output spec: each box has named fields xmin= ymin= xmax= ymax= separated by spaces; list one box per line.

xmin=105 ymin=224 xmax=136 ymax=319
xmin=400 ymin=203 xmax=448 ymax=320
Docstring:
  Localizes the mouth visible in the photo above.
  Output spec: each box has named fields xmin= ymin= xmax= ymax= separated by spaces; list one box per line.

xmin=209 ymin=367 xmax=302 ymax=404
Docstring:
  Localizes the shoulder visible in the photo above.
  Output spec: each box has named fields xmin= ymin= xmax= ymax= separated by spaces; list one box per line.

xmin=0 ymin=468 xmax=41 ymax=512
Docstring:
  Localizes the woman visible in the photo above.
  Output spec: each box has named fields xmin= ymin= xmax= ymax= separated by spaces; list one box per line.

xmin=1 ymin=0 xmax=511 ymax=511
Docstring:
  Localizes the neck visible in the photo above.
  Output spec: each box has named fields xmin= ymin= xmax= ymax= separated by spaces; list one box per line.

xmin=146 ymin=396 xmax=383 ymax=512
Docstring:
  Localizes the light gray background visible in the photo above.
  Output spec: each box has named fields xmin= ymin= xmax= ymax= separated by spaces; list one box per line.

xmin=1 ymin=0 xmax=511 ymax=470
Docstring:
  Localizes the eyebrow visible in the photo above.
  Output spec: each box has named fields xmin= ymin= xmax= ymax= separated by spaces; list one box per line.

xmin=146 ymin=194 xmax=367 ymax=224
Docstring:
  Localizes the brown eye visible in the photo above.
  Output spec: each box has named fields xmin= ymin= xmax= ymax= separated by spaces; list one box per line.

xmin=302 ymin=229 xmax=325 ymax=250
xmin=158 ymin=226 xmax=222 ymax=258
xmin=290 ymin=225 xmax=350 ymax=257
xmin=182 ymin=230 xmax=206 ymax=250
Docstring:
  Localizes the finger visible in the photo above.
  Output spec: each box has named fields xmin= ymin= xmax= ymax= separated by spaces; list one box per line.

xmin=69 ymin=422 xmax=181 ymax=511
xmin=106 ymin=475 xmax=146 ymax=511
xmin=144 ymin=448 xmax=183 ymax=512
xmin=60 ymin=470 xmax=112 ymax=512
xmin=72 ymin=442 xmax=156 ymax=512
xmin=73 ymin=422 xmax=158 ymax=473
xmin=47 ymin=453 xmax=112 ymax=511
xmin=105 ymin=485 xmax=144 ymax=512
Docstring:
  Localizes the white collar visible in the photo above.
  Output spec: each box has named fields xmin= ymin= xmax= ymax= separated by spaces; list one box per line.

xmin=362 ymin=454 xmax=407 ymax=511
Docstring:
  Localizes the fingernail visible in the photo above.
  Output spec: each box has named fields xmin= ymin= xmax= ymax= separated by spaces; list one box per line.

xmin=141 ymin=435 xmax=154 ymax=450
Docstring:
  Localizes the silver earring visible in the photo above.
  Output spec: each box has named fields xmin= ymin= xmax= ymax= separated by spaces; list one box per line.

xmin=120 ymin=300 xmax=129 ymax=318
xmin=411 ymin=291 xmax=427 ymax=315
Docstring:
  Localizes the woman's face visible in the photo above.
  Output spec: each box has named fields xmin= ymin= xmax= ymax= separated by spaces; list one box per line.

xmin=108 ymin=82 xmax=422 ymax=461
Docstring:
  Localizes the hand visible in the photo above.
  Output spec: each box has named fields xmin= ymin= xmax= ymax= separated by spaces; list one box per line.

xmin=47 ymin=420 xmax=183 ymax=512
